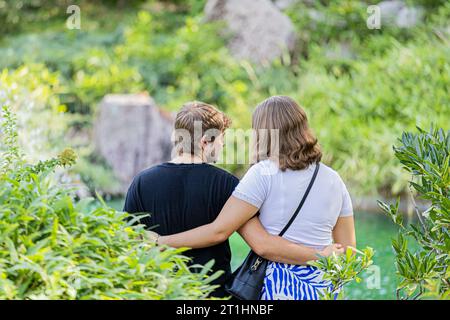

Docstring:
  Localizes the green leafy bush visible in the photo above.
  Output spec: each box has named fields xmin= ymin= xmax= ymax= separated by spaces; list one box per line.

xmin=296 ymin=39 xmax=450 ymax=195
xmin=286 ymin=0 xmax=420 ymax=60
xmin=379 ymin=126 xmax=449 ymax=299
xmin=0 ymin=30 xmax=143 ymax=115
xmin=0 ymin=0 xmax=146 ymax=36
xmin=309 ymin=247 xmax=374 ymax=300
xmin=0 ymin=63 xmax=122 ymax=194
xmin=0 ymin=105 xmax=218 ymax=299
xmin=0 ymin=64 xmax=68 ymax=163
xmin=0 ymin=0 xmax=63 ymax=35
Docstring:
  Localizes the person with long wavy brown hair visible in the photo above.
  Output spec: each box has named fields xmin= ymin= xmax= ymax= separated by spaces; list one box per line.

xmin=158 ymin=96 xmax=355 ymax=300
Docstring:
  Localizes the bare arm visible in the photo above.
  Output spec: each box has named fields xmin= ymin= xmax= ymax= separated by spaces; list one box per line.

xmin=332 ymin=216 xmax=356 ymax=249
xmin=238 ymin=217 xmax=342 ymax=265
xmin=158 ymin=194 xmax=344 ymax=262
xmin=158 ymin=196 xmax=258 ymax=248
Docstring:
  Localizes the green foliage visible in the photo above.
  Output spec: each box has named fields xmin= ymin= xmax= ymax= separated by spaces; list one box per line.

xmin=0 ymin=64 xmax=68 ymax=163
xmin=0 ymin=31 xmax=143 ymax=115
xmin=0 ymin=2 xmax=448 ymax=197
xmin=0 ymin=11 xmax=252 ymax=119
xmin=0 ymin=0 xmax=63 ymax=35
xmin=286 ymin=0 xmax=423 ymax=60
xmin=298 ymin=38 xmax=449 ymax=195
xmin=287 ymin=1 xmax=374 ymax=46
xmin=70 ymin=46 xmax=144 ymax=114
xmin=73 ymin=155 xmax=122 ymax=196
xmin=0 ymin=0 xmax=448 ymax=301
xmin=0 ymin=64 xmax=119 ymax=195
xmin=0 ymin=105 xmax=219 ymax=299
xmin=379 ymin=126 xmax=450 ymax=299
xmin=309 ymin=247 xmax=374 ymax=300
xmin=0 ymin=106 xmax=23 ymax=171
xmin=0 ymin=0 xmax=146 ymax=36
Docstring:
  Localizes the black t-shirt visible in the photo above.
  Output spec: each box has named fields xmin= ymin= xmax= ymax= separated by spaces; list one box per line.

xmin=123 ymin=162 xmax=239 ymax=297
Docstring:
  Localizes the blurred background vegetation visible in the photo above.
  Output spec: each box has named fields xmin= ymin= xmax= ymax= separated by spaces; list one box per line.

xmin=1 ymin=0 xmax=448 ymax=196
xmin=0 ymin=0 xmax=449 ymax=299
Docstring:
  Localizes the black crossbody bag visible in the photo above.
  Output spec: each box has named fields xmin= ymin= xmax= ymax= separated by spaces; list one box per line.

xmin=225 ymin=163 xmax=320 ymax=300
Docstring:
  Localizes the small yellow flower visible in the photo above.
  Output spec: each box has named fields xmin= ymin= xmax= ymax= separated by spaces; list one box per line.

xmin=59 ymin=148 xmax=77 ymax=167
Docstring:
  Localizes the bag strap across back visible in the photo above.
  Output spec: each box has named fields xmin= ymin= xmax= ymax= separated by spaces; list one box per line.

xmin=278 ymin=162 xmax=320 ymax=237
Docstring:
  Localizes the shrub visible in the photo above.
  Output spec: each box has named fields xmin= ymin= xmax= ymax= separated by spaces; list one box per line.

xmin=0 ymin=64 xmax=68 ymax=163
xmin=309 ymin=247 xmax=374 ymax=300
xmin=296 ymin=38 xmax=450 ymax=195
xmin=0 ymin=63 xmax=122 ymax=195
xmin=0 ymin=105 xmax=219 ymax=299
xmin=0 ymin=0 xmax=63 ymax=35
xmin=379 ymin=126 xmax=449 ymax=299
xmin=0 ymin=0 xmax=146 ymax=36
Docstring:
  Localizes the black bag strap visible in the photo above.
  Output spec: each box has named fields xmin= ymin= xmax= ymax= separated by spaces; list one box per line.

xmin=278 ymin=162 xmax=320 ymax=237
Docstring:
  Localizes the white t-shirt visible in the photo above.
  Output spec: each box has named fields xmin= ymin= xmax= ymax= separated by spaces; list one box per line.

xmin=232 ymin=160 xmax=353 ymax=250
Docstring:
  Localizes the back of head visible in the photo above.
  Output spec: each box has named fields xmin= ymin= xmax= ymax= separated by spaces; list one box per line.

xmin=173 ymin=101 xmax=231 ymax=157
xmin=252 ymin=95 xmax=321 ymax=170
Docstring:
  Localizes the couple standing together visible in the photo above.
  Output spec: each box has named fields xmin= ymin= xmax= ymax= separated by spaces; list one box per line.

xmin=124 ymin=96 xmax=356 ymax=300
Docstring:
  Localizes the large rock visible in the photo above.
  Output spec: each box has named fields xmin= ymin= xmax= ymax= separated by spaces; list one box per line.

xmin=378 ymin=1 xmax=423 ymax=28
xmin=396 ymin=6 xmax=423 ymax=28
xmin=273 ymin=0 xmax=298 ymax=10
xmin=205 ymin=0 xmax=296 ymax=64
xmin=94 ymin=94 xmax=173 ymax=193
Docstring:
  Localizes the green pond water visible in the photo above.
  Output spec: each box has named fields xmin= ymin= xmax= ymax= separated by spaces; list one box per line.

xmin=109 ymin=199 xmax=399 ymax=300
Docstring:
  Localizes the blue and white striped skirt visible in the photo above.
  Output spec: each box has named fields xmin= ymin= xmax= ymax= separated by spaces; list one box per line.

xmin=260 ymin=262 xmax=333 ymax=300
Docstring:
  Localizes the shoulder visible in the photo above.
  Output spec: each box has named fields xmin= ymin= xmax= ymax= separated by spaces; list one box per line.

xmin=318 ymin=163 xmax=342 ymax=180
xmin=247 ymin=160 xmax=279 ymax=176
xmin=232 ymin=161 xmax=273 ymax=208
xmin=131 ymin=164 xmax=167 ymax=185
xmin=318 ymin=164 xmax=353 ymax=215
xmin=205 ymin=164 xmax=239 ymax=185
xmin=124 ymin=165 xmax=165 ymax=206
xmin=136 ymin=164 xmax=165 ymax=178
xmin=238 ymin=160 xmax=277 ymax=188
xmin=317 ymin=163 xmax=349 ymax=191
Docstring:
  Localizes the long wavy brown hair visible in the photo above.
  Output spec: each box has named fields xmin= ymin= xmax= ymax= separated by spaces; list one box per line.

xmin=251 ymin=96 xmax=322 ymax=171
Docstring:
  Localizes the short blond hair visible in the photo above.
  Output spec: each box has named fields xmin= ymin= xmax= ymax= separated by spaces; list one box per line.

xmin=174 ymin=101 xmax=231 ymax=156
